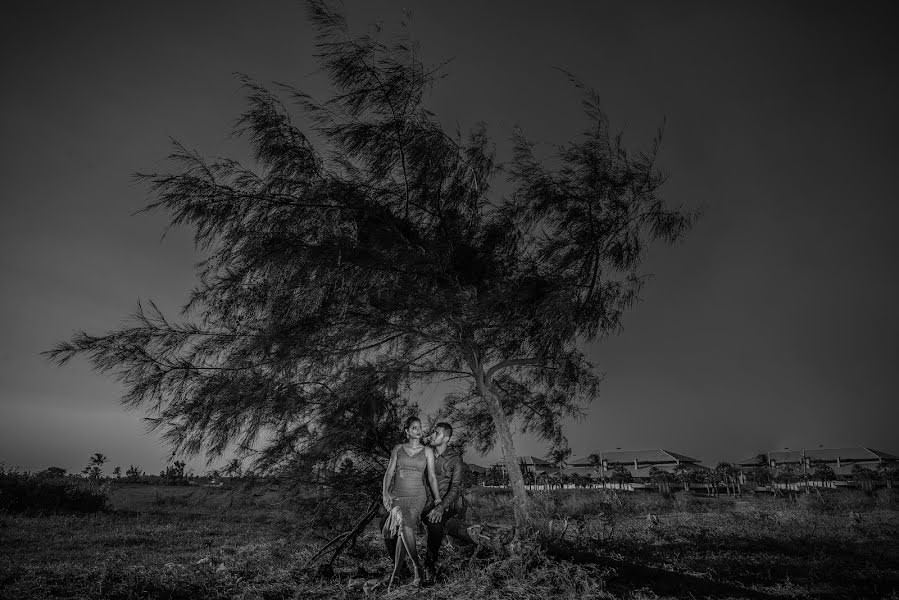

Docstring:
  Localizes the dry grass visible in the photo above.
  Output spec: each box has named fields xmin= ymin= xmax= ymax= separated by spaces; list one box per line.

xmin=1 ymin=484 xmax=898 ymax=599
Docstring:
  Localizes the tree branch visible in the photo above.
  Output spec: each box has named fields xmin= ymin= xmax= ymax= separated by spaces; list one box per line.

xmin=484 ymin=356 xmax=542 ymax=383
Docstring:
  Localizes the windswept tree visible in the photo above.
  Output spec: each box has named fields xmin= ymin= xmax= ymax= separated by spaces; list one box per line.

xmin=46 ymin=1 xmax=695 ymax=525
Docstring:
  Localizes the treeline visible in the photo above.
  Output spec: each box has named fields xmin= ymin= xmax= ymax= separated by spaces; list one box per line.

xmin=29 ymin=454 xmax=264 ymax=487
xmin=0 ymin=453 xmax=265 ymax=513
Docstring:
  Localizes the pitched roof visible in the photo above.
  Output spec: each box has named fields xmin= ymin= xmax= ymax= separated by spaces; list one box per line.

xmin=868 ymin=448 xmax=899 ymax=461
xmin=465 ymin=463 xmax=487 ymax=473
xmin=735 ymin=455 xmax=769 ymax=467
xmin=737 ymin=447 xmax=899 ymax=467
xmin=569 ymin=449 xmax=701 ymax=465
xmin=768 ymin=450 xmax=803 ymax=464
xmin=804 ymin=447 xmax=881 ymax=462
xmin=600 ymin=462 xmax=710 ymax=479
xmin=665 ymin=450 xmax=701 ymax=463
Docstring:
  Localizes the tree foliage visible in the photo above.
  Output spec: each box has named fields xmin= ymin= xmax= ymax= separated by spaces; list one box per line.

xmin=46 ymin=1 xmax=695 ymax=525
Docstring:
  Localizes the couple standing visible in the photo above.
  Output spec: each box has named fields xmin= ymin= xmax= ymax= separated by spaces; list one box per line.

xmin=381 ymin=417 xmax=474 ymax=588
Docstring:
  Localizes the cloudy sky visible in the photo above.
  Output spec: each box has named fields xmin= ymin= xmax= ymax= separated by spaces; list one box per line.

xmin=2 ymin=1 xmax=897 ymax=475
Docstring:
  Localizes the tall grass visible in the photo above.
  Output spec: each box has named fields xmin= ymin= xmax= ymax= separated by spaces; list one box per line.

xmin=2 ymin=483 xmax=898 ymax=599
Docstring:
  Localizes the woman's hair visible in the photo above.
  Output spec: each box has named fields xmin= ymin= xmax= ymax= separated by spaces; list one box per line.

xmin=404 ymin=416 xmax=420 ymax=431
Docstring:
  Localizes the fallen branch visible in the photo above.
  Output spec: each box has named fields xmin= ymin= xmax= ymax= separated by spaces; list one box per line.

xmin=305 ymin=500 xmax=381 ymax=569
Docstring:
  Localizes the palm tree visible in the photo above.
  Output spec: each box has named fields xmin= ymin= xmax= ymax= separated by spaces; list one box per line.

xmin=876 ymin=462 xmax=896 ymax=489
xmin=713 ymin=463 xmax=729 ymax=496
xmin=85 ymin=452 xmax=108 ymax=479
xmin=693 ymin=468 xmax=709 ymax=496
xmin=648 ymin=466 xmax=671 ymax=493
xmin=714 ymin=462 xmax=740 ymax=497
xmin=588 ymin=453 xmax=603 ymax=485
xmin=610 ymin=466 xmax=632 ymax=488
xmin=547 ymin=448 xmax=572 ymax=488
xmin=746 ymin=454 xmax=772 ymax=489
xmin=811 ymin=460 xmax=835 ymax=488
xmin=774 ymin=465 xmax=799 ymax=493
xmin=730 ymin=463 xmax=744 ymax=497
xmin=851 ymin=464 xmax=875 ymax=492
xmin=673 ymin=464 xmax=693 ymax=492
xmin=548 ymin=448 xmax=572 ymax=470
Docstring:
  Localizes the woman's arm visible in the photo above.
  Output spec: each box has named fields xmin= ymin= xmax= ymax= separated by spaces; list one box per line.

xmin=382 ymin=446 xmax=399 ymax=509
xmin=425 ymin=447 xmax=441 ymax=502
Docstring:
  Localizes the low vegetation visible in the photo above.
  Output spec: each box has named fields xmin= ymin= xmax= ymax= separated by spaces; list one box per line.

xmin=2 ymin=480 xmax=898 ymax=599
xmin=0 ymin=466 xmax=110 ymax=514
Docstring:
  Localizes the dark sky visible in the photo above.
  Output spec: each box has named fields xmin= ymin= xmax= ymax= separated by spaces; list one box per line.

xmin=2 ymin=1 xmax=897 ymax=475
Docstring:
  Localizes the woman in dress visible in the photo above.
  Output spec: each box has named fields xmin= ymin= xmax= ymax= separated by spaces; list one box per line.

xmin=382 ymin=416 xmax=442 ymax=586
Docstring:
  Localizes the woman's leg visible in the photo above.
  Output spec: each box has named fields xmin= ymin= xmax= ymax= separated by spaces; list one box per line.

xmin=400 ymin=523 xmax=422 ymax=581
xmin=388 ymin=531 xmax=406 ymax=593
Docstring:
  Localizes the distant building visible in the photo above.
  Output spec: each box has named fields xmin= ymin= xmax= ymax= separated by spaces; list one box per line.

xmin=736 ymin=447 xmax=899 ymax=479
xmin=567 ymin=449 xmax=707 ymax=480
xmin=489 ymin=456 xmax=562 ymax=477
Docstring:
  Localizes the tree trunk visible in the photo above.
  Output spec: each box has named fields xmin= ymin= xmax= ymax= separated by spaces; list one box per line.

xmin=473 ymin=366 xmax=530 ymax=526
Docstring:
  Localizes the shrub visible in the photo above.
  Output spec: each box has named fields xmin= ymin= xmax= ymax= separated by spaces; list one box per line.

xmin=783 ymin=486 xmax=899 ymax=514
xmin=874 ymin=487 xmax=899 ymax=509
xmin=0 ymin=466 xmax=110 ymax=513
xmin=795 ymin=490 xmax=828 ymax=512
xmin=466 ymin=486 xmax=515 ymax=522
xmin=827 ymin=488 xmax=877 ymax=512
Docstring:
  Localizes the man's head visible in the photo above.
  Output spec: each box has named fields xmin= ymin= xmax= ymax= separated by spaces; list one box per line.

xmin=430 ymin=422 xmax=453 ymax=447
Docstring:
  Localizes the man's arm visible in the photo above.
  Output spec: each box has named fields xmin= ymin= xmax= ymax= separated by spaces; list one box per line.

xmin=441 ymin=455 xmax=465 ymax=508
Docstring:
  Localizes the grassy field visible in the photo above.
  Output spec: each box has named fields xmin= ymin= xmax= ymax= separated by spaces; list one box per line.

xmin=2 ymin=484 xmax=898 ymax=599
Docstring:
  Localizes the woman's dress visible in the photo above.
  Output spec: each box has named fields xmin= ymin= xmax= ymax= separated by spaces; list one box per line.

xmin=390 ymin=445 xmax=427 ymax=524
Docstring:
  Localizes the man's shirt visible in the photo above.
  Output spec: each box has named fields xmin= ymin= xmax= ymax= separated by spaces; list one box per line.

xmin=429 ymin=447 xmax=465 ymax=511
